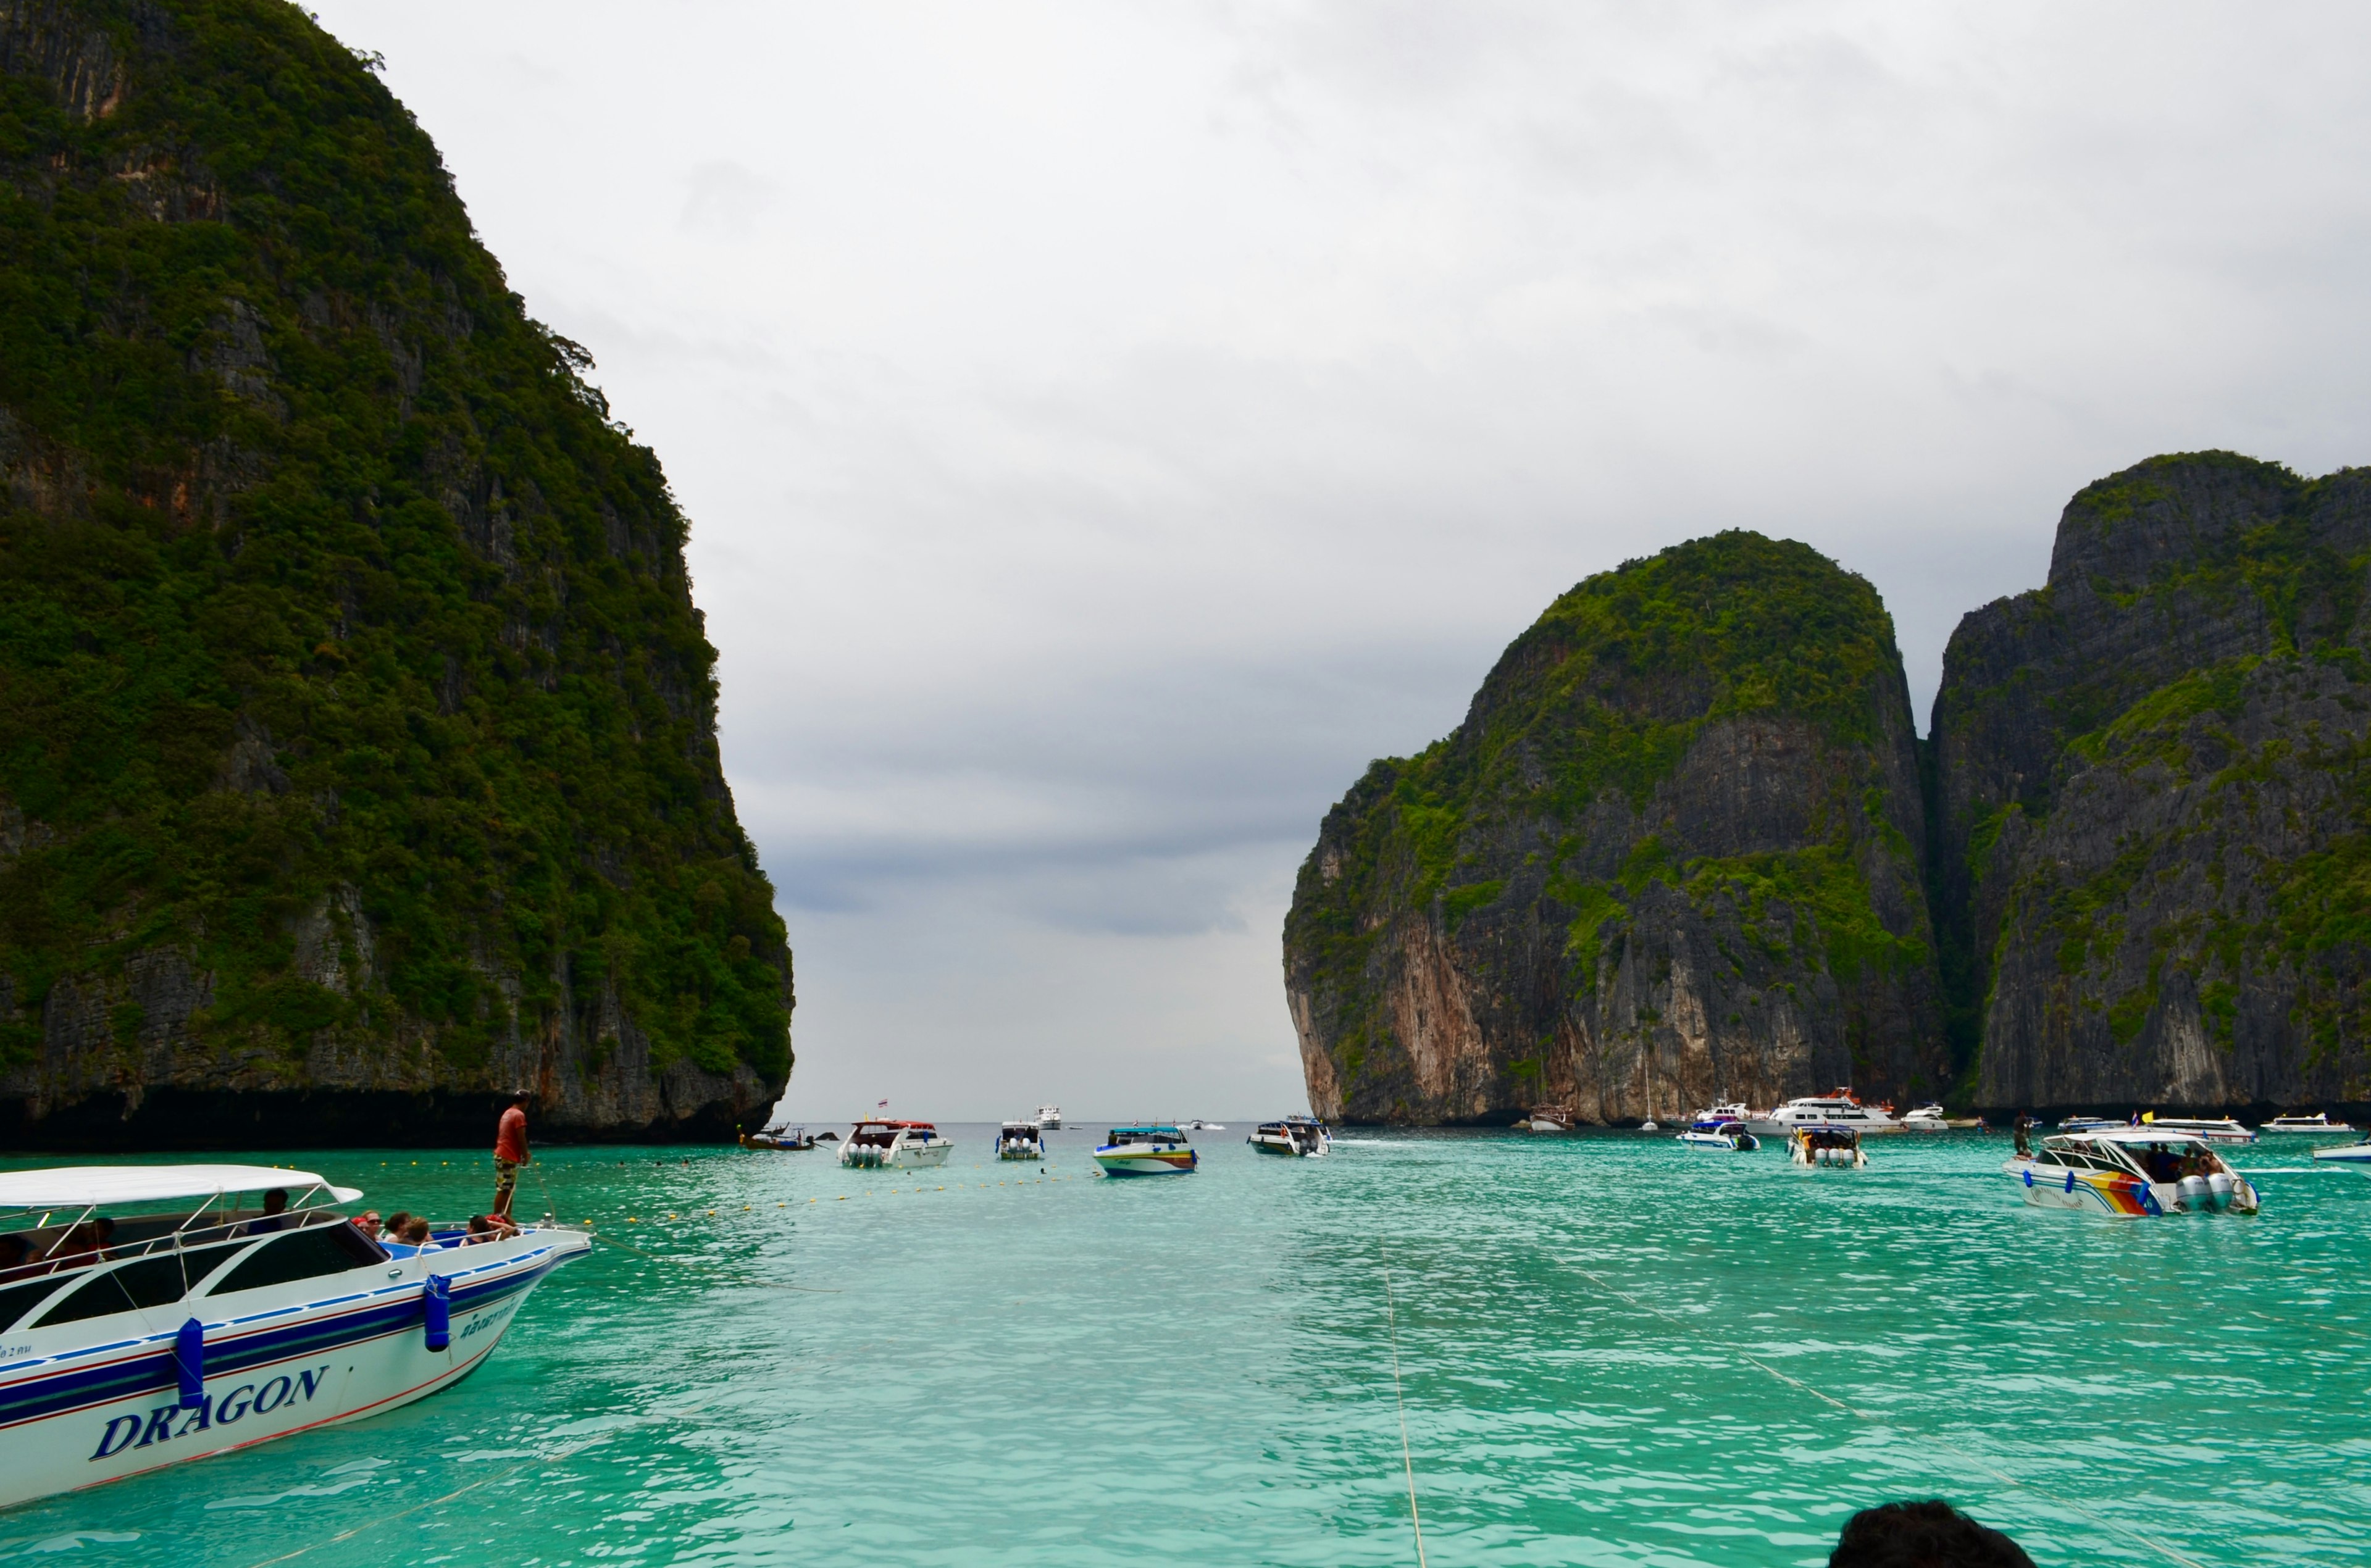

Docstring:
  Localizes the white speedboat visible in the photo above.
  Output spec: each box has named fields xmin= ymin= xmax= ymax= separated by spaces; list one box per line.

xmin=2011 ymin=1129 xmax=2260 ymax=1216
xmin=995 ymin=1122 xmax=1044 ymax=1161
xmin=1248 ymin=1116 xmax=1331 ymax=1157
xmin=2310 ymin=1131 xmax=2371 ymax=1171
xmin=1789 ymin=1125 xmax=1867 ymax=1167
xmin=1519 ymin=1104 xmax=1576 ymax=1132
xmin=2264 ymin=1112 xmax=2355 ymax=1134
xmin=1093 ymin=1125 xmax=1198 ymax=1177
xmin=1035 ymin=1105 xmax=1062 ymax=1130
xmin=1182 ymin=1119 xmax=1227 ymax=1131
xmin=2138 ymin=1115 xmax=2256 ymax=1146
xmin=1676 ymin=1116 xmax=1758 ymax=1151
xmin=1747 ymin=1090 xmax=1901 ymax=1136
xmin=837 ymin=1119 xmax=955 ymax=1168
xmin=1692 ymin=1102 xmax=1751 ymax=1123
xmin=0 ymin=1164 xmax=586 ymax=1509
xmin=1902 ymin=1103 xmax=1949 ymax=1131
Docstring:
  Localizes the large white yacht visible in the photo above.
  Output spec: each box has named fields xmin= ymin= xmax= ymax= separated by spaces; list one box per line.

xmin=837 ymin=1120 xmax=955 ymax=1169
xmin=0 ymin=1164 xmax=586 ymax=1509
xmin=1035 ymin=1105 xmax=1063 ymax=1130
xmin=1744 ymin=1090 xmax=1902 ymax=1136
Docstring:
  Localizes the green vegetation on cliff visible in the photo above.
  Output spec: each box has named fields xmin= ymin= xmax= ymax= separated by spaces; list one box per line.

xmin=0 ymin=1 xmax=788 ymax=1084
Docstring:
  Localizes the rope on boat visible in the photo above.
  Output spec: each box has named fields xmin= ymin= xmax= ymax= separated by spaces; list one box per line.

xmin=1378 ymin=1243 xmax=1429 ymax=1568
xmin=1561 ymin=1262 xmax=2215 ymax=1568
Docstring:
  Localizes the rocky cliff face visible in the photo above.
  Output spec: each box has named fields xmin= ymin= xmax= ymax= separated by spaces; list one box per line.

xmin=1284 ymin=533 xmax=1950 ymax=1125
xmin=0 ymin=0 xmax=791 ymax=1146
xmin=1933 ymin=454 xmax=2371 ymax=1111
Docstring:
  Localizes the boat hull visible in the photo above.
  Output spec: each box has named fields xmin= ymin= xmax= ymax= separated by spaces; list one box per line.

xmin=997 ymin=1148 xmax=1042 ymax=1161
xmin=1094 ymin=1152 xmax=1197 ymax=1176
xmin=840 ymin=1142 xmax=953 ymax=1169
xmin=2011 ymin=1164 xmax=2259 ymax=1216
xmin=0 ymin=1228 xmax=586 ymax=1510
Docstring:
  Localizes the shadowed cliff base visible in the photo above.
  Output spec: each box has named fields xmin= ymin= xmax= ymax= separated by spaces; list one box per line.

xmin=0 ymin=0 xmax=792 ymax=1146
xmin=0 ymin=1085 xmax=767 ymax=1151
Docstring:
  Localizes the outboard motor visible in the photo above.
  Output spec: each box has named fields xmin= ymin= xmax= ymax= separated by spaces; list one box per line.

xmin=2204 ymin=1172 xmax=2236 ymax=1211
xmin=2175 ymin=1174 xmax=2212 ymax=1211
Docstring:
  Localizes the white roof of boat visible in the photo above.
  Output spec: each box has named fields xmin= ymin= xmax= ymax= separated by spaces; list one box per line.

xmin=2056 ymin=1128 xmax=2214 ymax=1145
xmin=0 ymin=1165 xmax=361 ymax=1207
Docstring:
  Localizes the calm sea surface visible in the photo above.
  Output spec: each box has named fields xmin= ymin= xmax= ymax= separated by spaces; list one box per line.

xmin=2 ymin=1125 xmax=2366 ymax=1566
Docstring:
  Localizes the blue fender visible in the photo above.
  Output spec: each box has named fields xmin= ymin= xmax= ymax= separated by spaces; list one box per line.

xmin=424 ymin=1274 xmax=451 ymax=1351
xmin=2022 ymin=1167 xmax=2033 ymax=1188
xmin=175 ymin=1317 xmax=205 ymax=1409
xmin=2064 ymin=1169 xmax=2076 ymax=1193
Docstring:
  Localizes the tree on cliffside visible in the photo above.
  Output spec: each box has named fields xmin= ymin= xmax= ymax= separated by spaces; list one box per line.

xmin=1284 ymin=532 xmax=1948 ymax=1125
xmin=0 ymin=0 xmax=792 ymax=1145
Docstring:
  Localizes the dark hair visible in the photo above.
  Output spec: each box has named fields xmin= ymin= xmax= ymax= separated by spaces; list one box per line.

xmin=1831 ymin=1501 xmax=2034 ymax=1568
xmin=509 ymin=1091 xmax=531 ymax=1105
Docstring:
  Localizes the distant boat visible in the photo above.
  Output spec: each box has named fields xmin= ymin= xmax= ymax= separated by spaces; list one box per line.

xmin=1520 ymin=1105 xmax=1576 ymax=1132
xmin=1094 ymin=1125 xmax=1198 ymax=1176
xmin=2139 ymin=1115 xmax=2256 ymax=1146
xmin=838 ymin=1120 xmax=954 ymax=1169
xmin=1248 ymin=1116 xmax=1331 ymax=1157
xmin=995 ymin=1122 xmax=1044 ymax=1161
xmin=1789 ymin=1125 xmax=1868 ymax=1168
xmin=1035 ymin=1104 xmax=1063 ymax=1129
xmin=1747 ymin=1090 xmax=1902 ymax=1137
xmin=2312 ymin=1135 xmax=2371 ymax=1172
xmin=1182 ymin=1118 xmax=1227 ymax=1131
xmin=1676 ymin=1116 xmax=1758 ymax=1151
xmin=739 ymin=1121 xmax=816 ymax=1151
xmin=2263 ymin=1112 xmax=2354 ymax=1134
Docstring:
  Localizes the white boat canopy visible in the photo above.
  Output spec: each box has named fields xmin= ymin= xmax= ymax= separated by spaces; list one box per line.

xmin=0 ymin=1165 xmax=362 ymax=1209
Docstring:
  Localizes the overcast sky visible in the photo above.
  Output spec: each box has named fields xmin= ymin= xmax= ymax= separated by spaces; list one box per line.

xmin=314 ymin=1 xmax=2371 ymax=1123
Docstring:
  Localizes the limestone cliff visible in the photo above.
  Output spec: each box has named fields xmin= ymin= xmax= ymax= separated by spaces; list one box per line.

xmin=0 ymin=0 xmax=791 ymax=1145
xmin=1284 ymin=533 xmax=1949 ymax=1125
xmin=1933 ymin=454 xmax=2371 ymax=1111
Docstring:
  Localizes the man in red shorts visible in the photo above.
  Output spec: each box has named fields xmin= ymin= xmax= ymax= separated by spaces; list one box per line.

xmin=493 ymin=1092 xmax=531 ymax=1220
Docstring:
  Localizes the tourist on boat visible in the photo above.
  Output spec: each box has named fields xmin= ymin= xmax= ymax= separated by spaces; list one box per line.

xmin=1829 ymin=1499 xmax=2033 ymax=1567
xmin=494 ymin=1091 xmax=532 ymax=1220
xmin=241 ymin=1186 xmax=291 ymax=1235
xmin=2013 ymin=1114 xmax=2034 ymax=1156
xmin=383 ymin=1216 xmax=435 ymax=1256
xmin=466 ymin=1213 xmax=520 ymax=1244
xmin=378 ymin=1209 xmax=413 ymax=1243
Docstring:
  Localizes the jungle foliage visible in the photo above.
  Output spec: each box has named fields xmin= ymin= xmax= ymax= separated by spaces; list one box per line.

xmin=0 ymin=0 xmax=788 ymax=1078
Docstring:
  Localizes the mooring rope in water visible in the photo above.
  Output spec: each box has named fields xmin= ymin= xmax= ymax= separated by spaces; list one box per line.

xmin=1378 ymin=1244 xmax=1429 ymax=1568
xmin=1562 ymin=1262 xmax=2214 ymax=1568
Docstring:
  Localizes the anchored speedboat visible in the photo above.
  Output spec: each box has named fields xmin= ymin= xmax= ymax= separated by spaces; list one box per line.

xmin=1789 ymin=1125 xmax=1867 ymax=1167
xmin=1035 ymin=1105 xmax=1063 ymax=1130
xmin=995 ymin=1122 xmax=1045 ymax=1161
xmin=2010 ymin=1129 xmax=2260 ymax=1215
xmin=1747 ymin=1090 xmax=1902 ymax=1137
xmin=1248 ymin=1116 xmax=1331 ymax=1157
xmin=0 ymin=1164 xmax=587 ymax=1510
xmin=1676 ymin=1116 xmax=1758 ymax=1150
xmin=1094 ymin=1125 xmax=1198 ymax=1177
xmin=2264 ymin=1112 xmax=2355 ymax=1135
xmin=2311 ymin=1135 xmax=2371 ymax=1172
xmin=2138 ymin=1114 xmax=2256 ymax=1146
xmin=837 ymin=1120 xmax=955 ymax=1169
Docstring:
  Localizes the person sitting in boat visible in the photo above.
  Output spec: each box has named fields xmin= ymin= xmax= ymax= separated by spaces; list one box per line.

xmin=465 ymin=1214 xmax=519 ymax=1244
xmin=382 ymin=1216 xmax=436 ymax=1257
xmin=378 ymin=1210 xmax=412 ymax=1243
xmin=240 ymin=1187 xmax=291 ymax=1236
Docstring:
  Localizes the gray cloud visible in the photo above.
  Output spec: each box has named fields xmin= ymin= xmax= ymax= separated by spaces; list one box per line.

xmin=319 ymin=0 xmax=2371 ymax=1119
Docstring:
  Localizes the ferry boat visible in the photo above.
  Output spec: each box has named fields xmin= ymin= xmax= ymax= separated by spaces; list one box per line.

xmin=837 ymin=1120 xmax=954 ymax=1169
xmin=1746 ymin=1090 xmax=1901 ymax=1136
xmin=1676 ymin=1117 xmax=1758 ymax=1151
xmin=2010 ymin=1129 xmax=2260 ymax=1216
xmin=738 ymin=1120 xmax=816 ymax=1151
xmin=1093 ymin=1125 xmax=1198 ymax=1177
xmin=1789 ymin=1125 xmax=1867 ymax=1167
xmin=1248 ymin=1116 xmax=1331 ymax=1157
xmin=0 ymin=1164 xmax=587 ymax=1510
xmin=1035 ymin=1105 xmax=1062 ymax=1130
xmin=995 ymin=1122 xmax=1045 ymax=1161
xmin=2263 ymin=1112 xmax=2355 ymax=1134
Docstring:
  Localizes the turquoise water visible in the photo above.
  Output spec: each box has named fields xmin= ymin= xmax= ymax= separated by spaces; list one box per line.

xmin=3 ymin=1126 xmax=2367 ymax=1566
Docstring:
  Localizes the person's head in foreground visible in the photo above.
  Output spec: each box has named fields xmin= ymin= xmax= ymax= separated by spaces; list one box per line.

xmin=1831 ymin=1499 xmax=2034 ymax=1568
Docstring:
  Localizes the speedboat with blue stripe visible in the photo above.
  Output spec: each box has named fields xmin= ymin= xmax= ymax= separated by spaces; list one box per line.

xmin=0 ymin=1164 xmax=588 ymax=1509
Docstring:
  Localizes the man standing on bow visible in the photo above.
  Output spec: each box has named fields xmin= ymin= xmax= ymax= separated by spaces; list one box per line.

xmin=493 ymin=1092 xmax=531 ymax=1221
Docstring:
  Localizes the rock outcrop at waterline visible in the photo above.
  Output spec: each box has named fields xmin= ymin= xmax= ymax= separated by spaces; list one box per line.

xmin=1934 ymin=454 xmax=2371 ymax=1111
xmin=0 ymin=0 xmax=791 ymax=1146
xmin=1284 ymin=533 xmax=1951 ymax=1125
